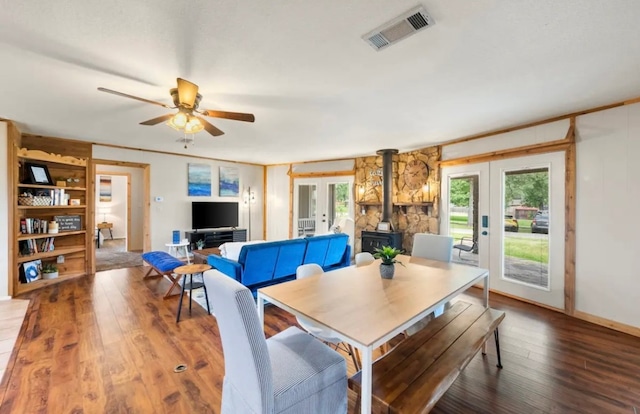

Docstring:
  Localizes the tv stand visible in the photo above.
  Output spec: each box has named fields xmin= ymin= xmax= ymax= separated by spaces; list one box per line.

xmin=185 ymin=228 xmax=247 ymax=249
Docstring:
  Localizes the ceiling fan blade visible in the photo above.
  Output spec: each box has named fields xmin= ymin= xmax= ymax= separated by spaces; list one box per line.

xmin=97 ymin=87 xmax=172 ymax=108
xmin=200 ymin=118 xmax=225 ymax=136
xmin=177 ymin=78 xmax=199 ymax=108
xmin=200 ymin=109 xmax=255 ymax=123
xmin=139 ymin=114 xmax=174 ymax=125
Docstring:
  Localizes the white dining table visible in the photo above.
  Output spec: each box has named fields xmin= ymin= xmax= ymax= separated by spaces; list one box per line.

xmin=257 ymin=255 xmax=489 ymax=414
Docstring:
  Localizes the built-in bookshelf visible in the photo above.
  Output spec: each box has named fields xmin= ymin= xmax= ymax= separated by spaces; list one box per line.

xmin=11 ymin=146 xmax=91 ymax=295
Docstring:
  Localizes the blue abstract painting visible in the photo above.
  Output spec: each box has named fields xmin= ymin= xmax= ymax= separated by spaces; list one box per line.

xmin=219 ymin=166 xmax=239 ymax=197
xmin=188 ymin=163 xmax=211 ymax=196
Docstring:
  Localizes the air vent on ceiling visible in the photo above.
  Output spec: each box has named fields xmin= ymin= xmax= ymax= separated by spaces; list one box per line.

xmin=363 ymin=5 xmax=435 ymax=51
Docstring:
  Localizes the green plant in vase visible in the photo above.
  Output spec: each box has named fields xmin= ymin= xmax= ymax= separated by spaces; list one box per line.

xmin=373 ymin=246 xmax=404 ymax=279
xmin=42 ymin=263 xmax=59 ymax=280
xmin=196 ymin=239 xmax=205 ymax=250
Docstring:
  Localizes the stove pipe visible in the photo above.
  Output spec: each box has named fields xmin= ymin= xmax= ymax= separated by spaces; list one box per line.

xmin=376 ymin=149 xmax=398 ymax=224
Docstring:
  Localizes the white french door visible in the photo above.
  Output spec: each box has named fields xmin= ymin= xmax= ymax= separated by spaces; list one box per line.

xmin=440 ymin=163 xmax=490 ymax=270
xmin=441 ymin=152 xmax=565 ymax=309
xmin=293 ymin=176 xmax=355 ymax=241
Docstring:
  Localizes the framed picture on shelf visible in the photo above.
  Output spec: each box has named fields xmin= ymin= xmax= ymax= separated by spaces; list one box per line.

xmin=22 ymin=259 xmax=42 ymax=283
xmin=25 ymin=163 xmax=53 ymax=185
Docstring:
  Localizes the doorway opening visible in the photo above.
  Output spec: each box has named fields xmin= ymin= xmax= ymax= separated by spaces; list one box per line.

xmin=293 ymin=176 xmax=355 ymax=250
xmin=93 ymin=161 xmax=150 ymax=273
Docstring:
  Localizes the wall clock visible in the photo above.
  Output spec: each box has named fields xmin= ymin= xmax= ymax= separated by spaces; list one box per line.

xmin=404 ymin=159 xmax=430 ymax=190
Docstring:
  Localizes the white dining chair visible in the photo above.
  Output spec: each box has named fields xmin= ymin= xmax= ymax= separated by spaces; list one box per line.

xmin=355 ymin=252 xmax=375 ymax=267
xmin=207 ymin=270 xmax=347 ymax=414
xmin=295 ymin=264 xmax=361 ymax=370
xmin=406 ymin=233 xmax=455 ymax=336
xmin=412 ymin=233 xmax=454 ymax=263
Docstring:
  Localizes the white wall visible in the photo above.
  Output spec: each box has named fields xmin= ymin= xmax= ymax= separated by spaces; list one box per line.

xmin=95 ymin=165 xmax=145 ymax=250
xmin=92 ymin=145 xmax=263 ymax=250
xmin=442 ymin=119 xmax=570 ymax=160
xmin=0 ymin=122 xmax=9 ymax=299
xmin=266 ymin=165 xmax=290 ymax=241
xmin=575 ymin=104 xmax=640 ymax=328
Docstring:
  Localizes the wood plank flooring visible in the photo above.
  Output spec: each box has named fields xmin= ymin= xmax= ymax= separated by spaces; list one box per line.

xmin=0 ymin=298 xmax=29 ymax=404
xmin=1 ymin=266 xmax=639 ymax=413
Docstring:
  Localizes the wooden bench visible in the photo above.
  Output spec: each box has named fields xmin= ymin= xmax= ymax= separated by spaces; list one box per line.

xmin=141 ymin=251 xmax=186 ymax=299
xmin=349 ymin=301 xmax=504 ymax=414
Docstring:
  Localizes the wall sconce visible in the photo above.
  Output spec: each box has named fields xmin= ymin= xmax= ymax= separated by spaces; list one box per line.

xmin=422 ymin=183 xmax=430 ymax=202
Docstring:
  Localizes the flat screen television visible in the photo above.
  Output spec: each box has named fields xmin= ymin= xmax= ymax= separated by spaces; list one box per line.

xmin=192 ymin=201 xmax=239 ymax=230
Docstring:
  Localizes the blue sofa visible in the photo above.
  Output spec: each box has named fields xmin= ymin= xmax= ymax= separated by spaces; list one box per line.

xmin=207 ymin=233 xmax=351 ymax=294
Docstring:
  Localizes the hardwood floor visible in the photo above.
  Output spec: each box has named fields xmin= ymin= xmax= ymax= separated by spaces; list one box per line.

xmin=1 ymin=266 xmax=639 ymax=413
xmin=0 ymin=299 xmax=29 ymax=387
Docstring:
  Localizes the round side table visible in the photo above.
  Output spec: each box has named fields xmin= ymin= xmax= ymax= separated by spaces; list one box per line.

xmin=174 ymin=263 xmax=212 ymax=322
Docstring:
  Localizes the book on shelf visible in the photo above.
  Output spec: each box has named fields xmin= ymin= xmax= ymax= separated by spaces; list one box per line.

xmin=18 ymin=238 xmax=55 ymax=256
xmin=21 ymin=218 xmax=50 ymax=234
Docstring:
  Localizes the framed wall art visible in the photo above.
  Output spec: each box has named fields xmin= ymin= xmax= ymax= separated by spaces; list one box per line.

xmin=188 ymin=163 xmax=212 ymax=196
xmin=219 ymin=166 xmax=239 ymax=197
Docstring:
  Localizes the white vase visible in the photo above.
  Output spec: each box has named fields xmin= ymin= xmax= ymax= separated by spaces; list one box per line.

xmin=43 ymin=271 xmax=58 ymax=280
xmin=380 ymin=263 xmax=395 ymax=279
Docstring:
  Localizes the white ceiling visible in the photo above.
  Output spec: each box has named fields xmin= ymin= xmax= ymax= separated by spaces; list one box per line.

xmin=2 ymin=0 xmax=640 ymax=164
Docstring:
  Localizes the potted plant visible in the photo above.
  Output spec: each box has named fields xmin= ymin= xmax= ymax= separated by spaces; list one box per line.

xmin=42 ymin=263 xmax=59 ymax=280
xmin=373 ymin=246 xmax=404 ymax=279
xmin=196 ymin=239 xmax=205 ymax=250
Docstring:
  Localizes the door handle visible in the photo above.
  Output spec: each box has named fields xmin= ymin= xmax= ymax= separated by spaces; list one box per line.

xmin=482 ymin=231 xmax=488 ymax=236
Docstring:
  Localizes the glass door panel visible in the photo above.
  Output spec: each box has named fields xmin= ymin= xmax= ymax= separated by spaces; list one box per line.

xmin=503 ymin=168 xmax=550 ymax=289
xmin=441 ymin=163 xmax=490 ymax=269
xmin=295 ymin=183 xmax=317 ymax=236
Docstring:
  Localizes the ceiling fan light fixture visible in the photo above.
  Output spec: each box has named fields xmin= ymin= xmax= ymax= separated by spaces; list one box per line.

xmin=184 ymin=116 xmax=204 ymax=134
xmin=168 ymin=111 xmax=188 ymax=129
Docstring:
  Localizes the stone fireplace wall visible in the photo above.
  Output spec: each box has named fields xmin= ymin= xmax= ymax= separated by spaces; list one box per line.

xmin=354 ymin=146 xmax=441 ymax=253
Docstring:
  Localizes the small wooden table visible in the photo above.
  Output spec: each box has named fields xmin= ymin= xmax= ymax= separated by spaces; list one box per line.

xmin=96 ymin=222 xmax=113 ymax=248
xmin=174 ymin=264 xmax=212 ymax=322
xmin=192 ymin=247 xmax=221 ymax=264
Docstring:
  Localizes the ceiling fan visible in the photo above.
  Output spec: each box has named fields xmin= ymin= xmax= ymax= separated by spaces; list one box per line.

xmin=97 ymin=78 xmax=255 ymax=137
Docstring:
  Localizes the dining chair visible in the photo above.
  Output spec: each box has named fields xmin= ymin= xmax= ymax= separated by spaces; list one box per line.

xmin=406 ymin=233 xmax=454 ymax=336
xmin=355 ymin=252 xmax=375 ymax=267
xmin=296 ymin=264 xmax=361 ymax=370
xmin=412 ymin=233 xmax=454 ymax=263
xmin=207 ymin=269 xmax=347 ymax=414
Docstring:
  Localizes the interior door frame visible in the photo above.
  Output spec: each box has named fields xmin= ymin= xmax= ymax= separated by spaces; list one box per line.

xmin=96 ymin=171 xmax=131 ymax=250
xmin=91 ymin=160 xmax=150 ymax=274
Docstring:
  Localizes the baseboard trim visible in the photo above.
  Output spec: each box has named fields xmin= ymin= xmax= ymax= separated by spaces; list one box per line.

xmin=0 ymin=296 xmax=12 ymax=301
xmin=476 ymin=286 xmax=640 ymax=338
xmin=573 ymin=310 xmax=640 ymax=338
xmin=487 ymin=288 xmax=564 ymax=313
